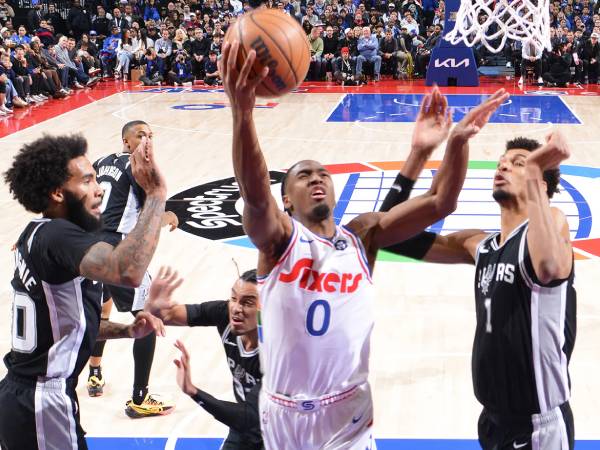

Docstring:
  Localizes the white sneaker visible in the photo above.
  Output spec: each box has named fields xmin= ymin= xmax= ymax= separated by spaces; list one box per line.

xmin=39 ymin=94 xmax=49 ymax=100
xmin=1 ymin=105 xmax=13 ymax=113
xmin=506 ymin=61 xmax=512 ymax=68
xmin=73 ymin=82 xmax=84 ymax=89
xmin=60 ymin=88 xmax=70 ymax=95
xmin=25 ymin=95 xmax=35 ymax=104
xmin=518 ymin=77 xmax=524 ymax=85
xmin=32 ymin=95 xmax=45 ymax=102
xmin=0 ymin=109 xmax=6 ymax=116
xmin=537 ymin=77 xmax=543 ymax=84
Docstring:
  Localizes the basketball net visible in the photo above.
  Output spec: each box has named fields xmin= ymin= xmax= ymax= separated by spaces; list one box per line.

xmin=444 ymin=0 xmax=551 ymax=54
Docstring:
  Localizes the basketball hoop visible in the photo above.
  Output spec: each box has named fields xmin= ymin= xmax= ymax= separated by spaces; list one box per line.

xmin=444 ymin=0 xmax=551 ymax=54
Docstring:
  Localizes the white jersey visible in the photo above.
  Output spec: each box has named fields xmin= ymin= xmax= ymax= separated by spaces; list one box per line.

xmin=258 ymin=218 xmax=374 ymax=398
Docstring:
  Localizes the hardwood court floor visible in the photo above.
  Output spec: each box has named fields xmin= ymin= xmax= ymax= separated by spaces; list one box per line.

xmin=1 ymin=79 xmax=599 ymax=444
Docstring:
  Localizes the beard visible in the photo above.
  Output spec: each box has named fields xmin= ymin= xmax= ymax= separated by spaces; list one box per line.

xmin=492 ymin=188 xmax=514 ymax=203
xmin=64 ymin=190 xmax=103 ymax=232
xmin=309 ymin=203 xmax=331 ymax=222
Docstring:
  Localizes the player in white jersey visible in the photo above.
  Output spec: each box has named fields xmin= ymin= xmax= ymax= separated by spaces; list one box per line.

xmin=219 ymin=40 xmax=508 ymax=450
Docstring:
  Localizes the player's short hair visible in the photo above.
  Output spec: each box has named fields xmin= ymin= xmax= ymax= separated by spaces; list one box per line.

xmin=240 ymin=269 xmax=257 ymax=284
xmin=121 ymin=120 xmax=148 ymax=139
xmin=505 ymin=137 xmax=560 ymax=199
xmin=4 ymin=134 xmax=88 ymax=213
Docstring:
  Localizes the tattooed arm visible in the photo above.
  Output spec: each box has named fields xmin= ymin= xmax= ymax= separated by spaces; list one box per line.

xmin=80 ymin=136 xmax=167 ymax=287
xmin=98 ymin=311 xmax=166 ymax=340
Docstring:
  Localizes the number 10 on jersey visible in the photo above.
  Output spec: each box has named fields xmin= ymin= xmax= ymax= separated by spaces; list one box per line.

xmin=306 ymin=299 xmax=331 ymax=336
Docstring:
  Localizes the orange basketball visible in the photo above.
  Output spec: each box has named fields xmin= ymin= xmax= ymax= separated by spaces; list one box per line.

xmin=224 ymin=8 xmax=310 ymax=98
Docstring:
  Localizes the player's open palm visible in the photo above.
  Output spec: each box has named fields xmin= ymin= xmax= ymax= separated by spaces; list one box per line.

xmin=130 ymin=311 xmax=166 ymax=338
xmin=411 ymin=86 xmax=453 ymax=153
xmin=146 ymin=266 xmax=184 ymax=315
xmin=174 ymin=339 xmax=198 ymax=396
xmin=130 ymin=136 xmax=167 ymax=197
xmin=451 ymin=89 xmax=510 ymax=142
xmin=526 ymin=131 xmax=570 ymax=171
xmin=220 ymin=41 xmax=268 ymax=113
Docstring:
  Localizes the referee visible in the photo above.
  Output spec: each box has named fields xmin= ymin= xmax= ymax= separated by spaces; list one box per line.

xmin=145 ymin=267 xmax=262 ymax=450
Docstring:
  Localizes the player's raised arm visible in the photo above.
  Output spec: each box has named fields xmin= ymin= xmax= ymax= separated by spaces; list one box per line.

xmin=220 ymin=41 xmax=292 ymax=261
xmin=357 ymin=89 xmax=509 ymax=253
xmin=524 ymin=131 xmax=572 ymax=283
xmin=79 ymin=136 xmax=167 ymax=286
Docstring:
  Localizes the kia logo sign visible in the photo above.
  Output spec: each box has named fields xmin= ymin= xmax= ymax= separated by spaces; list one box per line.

xmin=433 ymin=58 xmax=470 ymax=68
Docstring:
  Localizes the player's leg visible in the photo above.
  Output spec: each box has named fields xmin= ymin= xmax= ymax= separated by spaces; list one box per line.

xmin=112 ymin=273 xmax=174 ymax=418
xmin=0 ymin=377 xmax=38 ymax=449
xmin=87 ymin=290 xmax=113 ymax=397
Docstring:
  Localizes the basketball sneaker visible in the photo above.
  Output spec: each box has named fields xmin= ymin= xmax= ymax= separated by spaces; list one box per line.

xmin=125 ymin=394 xmax=175 ymax=419
xmin=87 ymin=374 xmax=105 ymax=397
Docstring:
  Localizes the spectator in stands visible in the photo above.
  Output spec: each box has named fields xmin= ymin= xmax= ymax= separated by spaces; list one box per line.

xmin=0 ymin=0 xmax=15 ymax=27
xmin=0 ymin=52 xmax=29 ymax=107
xmin=210 ymin=34 xmax=222 ymax=55
xmin=520 ymin=37 xmax=544 ymax=84
xmin=203 ymin=50 xmax=220 ymax=85
xmin=115 ymin=29 xmax=135 ymax=80
xmin=334 ymin=47 xmax=360 ymax=86
xmin=113 ymin=7 xmax=130 ymax=31
xmin=304 ymin=5 xmax=320 ymax=27
xmin=67 ymin=36 xmax=95 ymax=84
xmin=68 ymin=0 xmax=91 ymax=40
xmin=26 ymin=1 xmax=43 ymax=35
xmin=542 ymin=41 xmax=573 ymax=86
xmin=308 ymin=25 xmax=323 ymax=80
xmin=42 ymin=44 xmax=71 ymax=93
xmin=168 ymin=50 xmax=193 ymax=85
xmin=321 ymin=25 xmax=338 ymax=80
xmin=36 ymin=20 xmax=55 ymax=47
xmin=0 ymin=75 xmax=9 ymax=116
xmin=92 ymin=7 xmax=111 ymax=40
xmin=11 ymin=26 xmax=31 ymax=46
xmin=140 ymin=47 xmax=164 ymax=85
xmin=401 ymin=11 xmax=419 ymax=35
xmin=189 ymin=27 xmax=209 ymax=79
xmin=414 ymin=24 xmax=442 ymax=78
xmin=172 ymin=28 xmax=188 ymax=53
xmin=28 ymin=39 xmax=68 ymax=98
xmin=46 ymin=3 xmax=67 ymax=36
xmin=356 ymin=26 xmax=381 ymax=81
xmin=582 ymin=32 xmax=600 ymax=83
xmin=145 ymin=0 xmax=161 ymax=22
xmin=379 ymin=27 xmax=398 ymax=77
xmin=55 ymin=35 xmax=86 ymax=88
xmin=100 ymin=26 xmax=121 ymax=76
xmin=12 ymin=45 xmax=47 ymax=102
xmin=155 ymin=28 xmax=173 ymax=69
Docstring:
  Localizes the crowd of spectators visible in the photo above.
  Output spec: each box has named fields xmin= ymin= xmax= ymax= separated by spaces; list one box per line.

xmin=1 ymin=0 xmax=599 ymax=117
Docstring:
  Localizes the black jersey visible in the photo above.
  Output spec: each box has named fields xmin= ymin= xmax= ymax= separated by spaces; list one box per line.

xmin=186 ymin=301 xmax=261 ymax=403
xmin=473 ymin=221 xmax=576 ymax=416
xmin=93 ymin=153 xmax=145 ymax=235
xmin=5 ymin=219 xmax=103 ymax=380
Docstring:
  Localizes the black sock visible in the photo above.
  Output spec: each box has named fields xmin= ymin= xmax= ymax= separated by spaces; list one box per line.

xmin=89 ymin=365 xmax=102 ymax=379
xmin=132 ymin=386 xmax=149 ymax=405
xmin=132 ymin=331 xmax=156 ymax=404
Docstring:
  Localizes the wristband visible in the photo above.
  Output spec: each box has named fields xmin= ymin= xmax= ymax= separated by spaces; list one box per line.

xmin=379 ymin=173 xmax=416 ymax=212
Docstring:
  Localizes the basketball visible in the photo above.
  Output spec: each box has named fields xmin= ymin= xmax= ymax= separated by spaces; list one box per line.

xmin=223 ymin=8 xmax=310 ymax=98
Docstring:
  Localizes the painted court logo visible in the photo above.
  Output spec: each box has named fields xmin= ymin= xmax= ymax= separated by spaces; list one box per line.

xmin=166 ymin=161 xmax=600 ymax=262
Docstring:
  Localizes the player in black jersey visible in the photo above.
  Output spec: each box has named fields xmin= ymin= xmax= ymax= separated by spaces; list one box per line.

xmin=0 ymin=133 xmax=167 ymax=450
xmin=87 ymin=121 xmax=178 ymax=418
xmin=382 ymin=131 xmax=576 ymax=450
xmin=144 ymin=267 xmax=262 ymax=450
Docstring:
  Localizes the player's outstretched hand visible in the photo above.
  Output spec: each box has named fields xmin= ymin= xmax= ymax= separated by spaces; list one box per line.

xmin=129 ymin=311 xmax=166 ymax=338
xmin=219 ymin=40 xmax=269 ymax=114
xmin=161 ymin=211 xmax=179 ymax=232
xmin=130 ymin=135 xmax=167 ymax=197
xmin=526 ymin=131 xmax=571 ymax=172
xmin=450 ymin=89 xmax=510 ymax=142
xmin=411 ymin=85 xmax=453 ymax=155
xmin=173 ymin=339 xmax=198 ymax=396
xmin=145 ymin=266 xmax=184 ymax=315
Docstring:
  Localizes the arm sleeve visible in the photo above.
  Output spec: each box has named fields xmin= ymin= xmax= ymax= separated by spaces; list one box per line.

xmin=37 ymin=219 xmax=104 ymax=278
xmin=186 ymin=300 xmax=229 ymax=327
xmin=190 ymin=383 xmax=260 ymax=434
